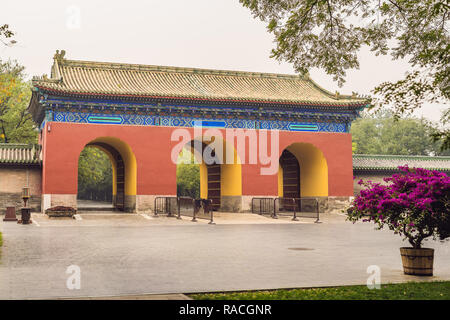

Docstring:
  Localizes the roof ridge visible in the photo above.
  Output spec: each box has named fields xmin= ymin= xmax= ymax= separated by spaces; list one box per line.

xmin=56 ymin=59 xmax=369 ymax=102
xmin=0 ymin=143 xmax=42 ymax=165
xmin=0 ymin=143 xmax=37 ymax=148
xmin=58 ymin=58 xmax=311 ymax=80
xmin=353 ymin=154 xmax=450 ymax=160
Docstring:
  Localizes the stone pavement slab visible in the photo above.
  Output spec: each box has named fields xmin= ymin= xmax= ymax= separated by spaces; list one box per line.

xmin=0 ymin=213 xmax=449 ymax=299
xmin=60 ymin=293 xmax=192 ymax=300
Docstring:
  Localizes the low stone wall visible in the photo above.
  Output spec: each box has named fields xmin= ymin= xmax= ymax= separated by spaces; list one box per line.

xmin=42 ymin=194 xmax=77 ymax=211
xmin=240 ymin=195 xmax=277 ymax=213
xmin=136 ymin=194 xmax=177 ymax=214
xmin=322 ymin=196 xmax=353 ymax=213
xmin=0 ymin=166 xmax=42 ymax=213
xmin=353 ymin=172 xmax=388 ymax=196
xmin=0 ymin=193 xmax=41 ymax=213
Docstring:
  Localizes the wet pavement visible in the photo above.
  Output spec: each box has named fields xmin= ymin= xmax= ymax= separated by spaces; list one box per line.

xmin=0 ymin=212 xmax=449 ymax=299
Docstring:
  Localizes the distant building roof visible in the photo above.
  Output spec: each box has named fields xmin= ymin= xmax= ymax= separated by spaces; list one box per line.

xmin=0 ymin=144 xmax=42 ymax=165
xmin=353 ymin=154 xmax=450 ymax=172
xmin=31 ymin=50 xmax=369 ymax=108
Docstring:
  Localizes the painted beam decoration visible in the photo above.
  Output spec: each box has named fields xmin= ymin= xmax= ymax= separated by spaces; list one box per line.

xmin=43 ymin=97 xmax=353 ymax=133
xmin=48 ymin=107 xmax=349 ymax=133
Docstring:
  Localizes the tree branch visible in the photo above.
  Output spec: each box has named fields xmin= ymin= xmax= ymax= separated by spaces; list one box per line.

xmin=326 ymin=0 xmax=334 ymax=38
xmin=388 ymin=0 xmax=407 ymax=21
xmin=299 ymin=0 xmax=318 ymax=30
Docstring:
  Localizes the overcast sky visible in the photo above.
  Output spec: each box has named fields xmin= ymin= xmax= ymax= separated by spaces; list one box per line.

xmin=1 ymin=0 xmax=446 ymax=122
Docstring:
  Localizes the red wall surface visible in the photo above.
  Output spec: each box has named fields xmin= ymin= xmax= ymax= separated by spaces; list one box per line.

xmin=41 ymin=122 xmax=353 ymax=197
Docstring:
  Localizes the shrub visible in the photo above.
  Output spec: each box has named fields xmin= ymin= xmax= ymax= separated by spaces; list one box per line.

xmin=347 ymin=166 xmax=450 ymax=248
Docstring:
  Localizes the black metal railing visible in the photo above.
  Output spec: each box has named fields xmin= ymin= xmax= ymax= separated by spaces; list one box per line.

xmin=154 ymin=197 xmax=178 ymax=217
xmin=154 ymin=196 xmax=215 ymax=224
xmin=273 ymin=197 xmax=320 ymax=222
xmin=251 ymin=198 xmax=274 ymax=215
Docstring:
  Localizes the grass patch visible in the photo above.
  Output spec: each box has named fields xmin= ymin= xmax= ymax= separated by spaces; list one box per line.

xmin=190 ymin=281 xmax=450 ymax=300
xmin=0 ymin=232 xmax=2 ymax=247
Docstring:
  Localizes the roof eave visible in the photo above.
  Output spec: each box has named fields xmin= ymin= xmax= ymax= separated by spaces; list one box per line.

xmin=34 ymin=85 xmax=368 ymax=110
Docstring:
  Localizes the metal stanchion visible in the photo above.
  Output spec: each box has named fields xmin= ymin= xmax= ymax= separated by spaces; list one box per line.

xmin=153 ymin=198 xmax=159 ymax=217
xmin=272 ymin=198 xmax=278 ymax=219
xmin=292 ymin=199 xmax=299 ymax=221
xmin=208 ymin=202 xmax=215 ymax=225
xmin=315 ymin=198 xmax=321 ymax=223
xmin=167 ymin=198 xmax=173 ymax=217
xmin=191 ymin=199 xmax=197 ymax=222
xmin=176 ymin=197 xmax=182 ymax=220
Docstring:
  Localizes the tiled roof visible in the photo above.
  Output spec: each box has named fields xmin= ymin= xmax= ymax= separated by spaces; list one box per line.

xmin=0 ymin=144 xmax=42 ymax=165
xmin=31 ymin=50 xmax=369 ymax=108
xmin=353 ymin=154 xmax=450 ymax=172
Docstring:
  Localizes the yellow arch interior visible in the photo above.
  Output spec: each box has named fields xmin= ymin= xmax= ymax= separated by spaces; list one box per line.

xmin=220 ymin=140 xmax=242 ymax=196
xmin=278 ymin=165 xmax=284 ymax=197
xmin=199 ymin=161 xmax=208 ymax=199
xmin=89 ymin=137 xmax=137 ymax=196
xmin=278 ymin=143 xmax=328 ymax=197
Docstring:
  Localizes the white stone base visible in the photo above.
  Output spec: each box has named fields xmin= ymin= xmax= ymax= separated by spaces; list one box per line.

xmin=241 ymin=195 xmax=277 ymax=213
xmin=136 ymin=195 xmax=177 ymax=214
xmin=41 ymin=194 xmax=77 ymax=213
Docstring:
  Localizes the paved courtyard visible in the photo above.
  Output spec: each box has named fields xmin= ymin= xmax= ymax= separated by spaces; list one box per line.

xmin=0 ymin=212 xmax=449 ymax=299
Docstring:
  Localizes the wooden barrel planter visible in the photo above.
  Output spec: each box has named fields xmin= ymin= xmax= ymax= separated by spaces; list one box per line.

xmin=400 ymin=247 xmax=434 ymax=276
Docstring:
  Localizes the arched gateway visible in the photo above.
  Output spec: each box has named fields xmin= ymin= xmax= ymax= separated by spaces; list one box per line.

xmin=28 ymin=50 xmax=368 ymax=213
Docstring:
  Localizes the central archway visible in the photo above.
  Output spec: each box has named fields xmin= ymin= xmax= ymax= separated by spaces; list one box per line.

xmin=176 ymin=135 xmax=242 ymax=211
xmin=77 ymin=137 xmax=137 ymax=212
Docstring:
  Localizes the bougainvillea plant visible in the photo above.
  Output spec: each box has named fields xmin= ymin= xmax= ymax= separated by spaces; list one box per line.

xmin=347 ymin=166 xmax=450 ymax=249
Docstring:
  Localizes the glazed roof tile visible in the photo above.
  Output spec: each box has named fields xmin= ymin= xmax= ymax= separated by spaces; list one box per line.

xmin=32 ymin=50 xmax=369 ymax=107
xmin=353 ymin=154 xmax=450 ymax=172
xmin=0 ymin=144 xmax=42 ymax=165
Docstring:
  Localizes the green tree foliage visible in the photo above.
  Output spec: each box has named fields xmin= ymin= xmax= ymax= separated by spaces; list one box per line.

xmin=240 ymin=0 xmax=449 ymax=149
xmin=0 ymin=60 xmax=37 ymax=143
xmin=77 ymin=147 xmax=113 ymax=202
xmin=431 ymin=108 xmax=450 ymax=151
xmin=351 ymin=111 xmax=449 ymax=156
xmin=177 ymin=148 xmax=200 ymax=198
xmin=176 ymin=163 xmax=200 ymax=198
xmin=0 ymin=24 xmax=16 ymax=47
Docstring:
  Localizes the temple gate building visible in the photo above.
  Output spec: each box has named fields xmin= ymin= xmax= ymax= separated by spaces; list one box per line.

xmin=25 ymin=50 xmax=371 ymax=213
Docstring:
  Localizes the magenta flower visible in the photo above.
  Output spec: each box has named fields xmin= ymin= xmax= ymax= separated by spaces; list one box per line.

xmin=347 ymin=166 xmax=450 ymax=249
